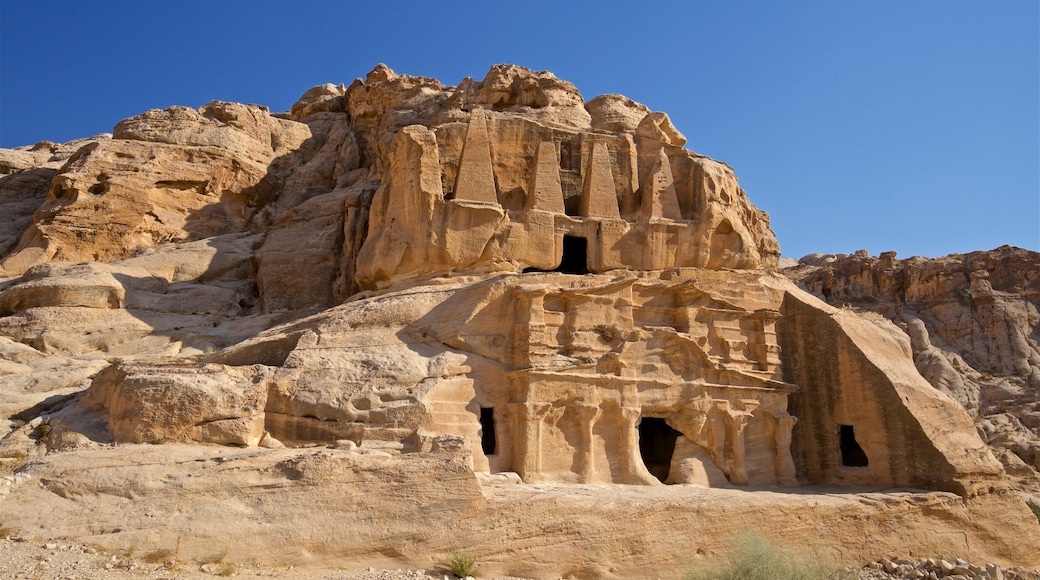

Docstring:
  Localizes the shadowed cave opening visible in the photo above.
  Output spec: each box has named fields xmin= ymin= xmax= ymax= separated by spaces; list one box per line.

xmin=479 ymin=407 xmax=497 ymax=456
xmin=839 ymin=424 xmax=868 ymax=467
xmin=558 ymin=235 xmax=589 ymax=274
xmin=522 ymin=235 xmax=590 ymax=275
xmin=638 ymin=417 xmax=681 ymax=483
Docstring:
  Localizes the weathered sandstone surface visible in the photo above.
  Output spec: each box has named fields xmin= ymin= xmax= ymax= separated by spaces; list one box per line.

xmin=0 ymin=65 xmax=1037 ymax=579
xmin=784 ymin=247 xmax=1040 ymax=499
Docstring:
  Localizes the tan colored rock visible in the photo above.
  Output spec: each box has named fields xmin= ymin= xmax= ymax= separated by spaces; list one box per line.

xmin=904 ymin=316 xmax=978 ymax=408
xmin=0 ymin=103 xmax=312 ymax=276
xmin=85 ymin=361 xmax=273 ymax=446
xmin=451 ymin=64 xmax=591 ymax=130
xmin=580 ymin=142 xmax=622 ymax=219
xmin=586 ymin=93 xmax=651 ymax=133
xmin=0 ymin=147 xmax=52 ymax=173
xmin=0 ymin=306 xmax=158 ymax=356
xmin=780 ymin=292 xmax=1003 ymax=495
xmin=0 ymin=355 xmax=109 ymax=443
xmin=0 ymin=65 xmax=1035 ymax=576
xmin=636 ymin=111 xmax=687 ymax=147
xmin=785 ymin=246 xmax=1040 ymax=494
xmin=2 ymin=64 xmax=779 ymax=295
xmin=0 ymin=231 xmax=266 ymax=362
xmin=0 ymin=162 xmax=55 ymax=259
xmin=453 ymin=108 xmax=499 ymax=205
xmin=356 ymin=89 xmax=777 ymax=288
xmin=0 ymin=262 xmax=124 ymax=314
xmin=290 ymin=82 xmax=348 ymax=119
xmin=639 ymin=149 xmax=682 ymax=220
xmin=0 ymin=443 xmax=1037 ymax=578
xmin=255 ymin=190 xmax=347 ymax=312
xmin=524 ymin=141 xmax=565 ymax=213
xmin=200 ymin=268 xmax=997 ymax=498
xmin=0 ymin=137 xmax=113 ymax=259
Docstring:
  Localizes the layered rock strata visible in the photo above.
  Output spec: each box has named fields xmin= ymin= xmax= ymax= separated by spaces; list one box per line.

xmin=784 ymin=246 xmax=1040 ymax=498
xmin=0 ymin=66 xmax=1036 ymax=576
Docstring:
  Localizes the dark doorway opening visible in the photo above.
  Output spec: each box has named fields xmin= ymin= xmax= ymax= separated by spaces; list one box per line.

xmin=638 ymin=417 xmax=681 ymax=483
xmin=479 ymin=407 xmax=497 ymax=456
xmin=559 ymin=235 xmax=589 ymax=274
xmin=839 ymin=424 xmax=868 ymax=467
xmin=522 ymin=235 xmax=590 ymax=274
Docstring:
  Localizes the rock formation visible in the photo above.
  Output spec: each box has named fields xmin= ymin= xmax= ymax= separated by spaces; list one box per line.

xmin=784 ymin=246 xmax=1040 ymax=499
xmin=0 ymin=65 xmax=1037 ymax=578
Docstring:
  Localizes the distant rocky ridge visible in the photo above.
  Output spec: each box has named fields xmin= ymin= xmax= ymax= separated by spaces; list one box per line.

xmin=783 ymin=245 xmax=1040 ymax=499
xmin=0 ymin=65 xmax=1037 ymax=579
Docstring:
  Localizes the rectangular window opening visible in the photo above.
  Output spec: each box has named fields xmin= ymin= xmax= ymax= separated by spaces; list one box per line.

xmin=839 ymin=424 xmax=868 ymax=467
xmin=479 ymin=407 xmax=497 ymax=456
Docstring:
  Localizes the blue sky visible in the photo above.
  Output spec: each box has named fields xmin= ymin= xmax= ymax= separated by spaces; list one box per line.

xmin=2 ymin=1 xmax=1037 ymax=259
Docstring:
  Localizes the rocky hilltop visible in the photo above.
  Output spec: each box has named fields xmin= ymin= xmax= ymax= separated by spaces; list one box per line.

xmin=0 ymin=65 xmax=1037 ymax=579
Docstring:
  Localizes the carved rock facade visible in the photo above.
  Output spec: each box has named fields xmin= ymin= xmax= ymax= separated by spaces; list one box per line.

xmin=0 ymin=65 xmax=1035 ymax=574
xmin=785 ymin=246 xmax=1040 ymax=497
xmin=357 ymin=104 xmax=777 ymax=289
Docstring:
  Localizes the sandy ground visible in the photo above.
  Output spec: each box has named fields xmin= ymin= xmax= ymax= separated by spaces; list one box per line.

xmin=0 ymin=535 xmax=530 ymax=580
xmin=5 ymin=533 xmax=1040 ymax=579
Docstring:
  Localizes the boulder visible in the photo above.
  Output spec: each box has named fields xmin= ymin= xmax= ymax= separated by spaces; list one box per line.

xmin=85 ymin=361 xmax=273 ymax=446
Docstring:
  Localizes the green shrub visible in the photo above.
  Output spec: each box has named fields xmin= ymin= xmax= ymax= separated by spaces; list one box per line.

xmin=1028 ymin=500 xmax=1040 ymax=524
xmin=684 ymin=531 xmax=856 ymax=580
xmin=439 ymin=552 xmax=478 ymax=578
xmin=955 ymin=286 xmax=973 ymax=307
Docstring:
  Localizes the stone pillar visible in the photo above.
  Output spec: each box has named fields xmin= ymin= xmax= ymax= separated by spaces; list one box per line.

xmin=724 ymin=408 xmax=754 ymax=486
xmin=620 ymin=406 xmax=660 ymax=485
xmin=514 ymin=292 xmax=550 ymax=368
xmin=454 ymin=108 xmax=499 ymax=205
xmin=575 ymin=403 xmax=603 ymax=483
xmin=513 ymin=402 xmax=550 ymax=482
xmin=752 ymin=311 xmax=782 ymax=374
xmin=705 ymin=402 xmax=729 ymax=471
xmin=773 ymin=413 xmax=799 ymax=487
xmin=640 ymin=148 xmax=682 ymax=220
xmin=525 ymin=141 xmax=565 ymax=213
xmin=580 ymin=142 xmax=621 ymax=219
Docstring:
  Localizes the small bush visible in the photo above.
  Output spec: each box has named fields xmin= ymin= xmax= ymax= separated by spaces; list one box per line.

xmin=216 ymin=562 xmax=237 ymax=576
xmin=143 ymin=547 xmax=175 ymax=564
xmin=32 ymin=422 xmax=51 ymax=446
xmin=955 ymin=286 xmax=973 ymax=307
xmin=439 ymin=552 xmax=478 ymax=578
xmin=684 ymin=531 xmax=855 ymax=580
xmin=1028 ymin=500 xmax=1040 ymax=524
xmin=199 ymin=547 xmax=229 ymax=565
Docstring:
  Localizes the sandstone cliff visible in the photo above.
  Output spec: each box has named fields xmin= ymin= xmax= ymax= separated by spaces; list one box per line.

xmin=784 ymin=246 xmax=1040 ymax=498
xmin=0 ymin=66 xmax=1037 ymax=578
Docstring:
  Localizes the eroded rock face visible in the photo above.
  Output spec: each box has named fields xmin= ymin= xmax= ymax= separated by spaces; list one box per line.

xmin=354 ymin=69 xmax=778 ymax=289
xmin=0 ymin=65 xmax=1035 ymax=574
xmin=784 ymin=246 xmax=1040 ymax=492
xmin=1 ymin=104 xmax=310 ymax=273
xmin=85 ymin=361 xmax=274 ymax=446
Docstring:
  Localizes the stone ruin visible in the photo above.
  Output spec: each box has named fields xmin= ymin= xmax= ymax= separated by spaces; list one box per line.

xmin=3 ymin=64 xmax=1039 ymax=577
xmin=0 ymin=64 xmax=1008 ymax=496
xmin=287 ymin=67 xmax=994 ymax=494
xmin=356 ymin=105 xmax=778 ymax=290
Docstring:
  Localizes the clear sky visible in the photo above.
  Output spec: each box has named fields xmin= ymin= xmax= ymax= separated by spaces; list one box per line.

xmin=1 ymin=1 xmax=1037 ymax=259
